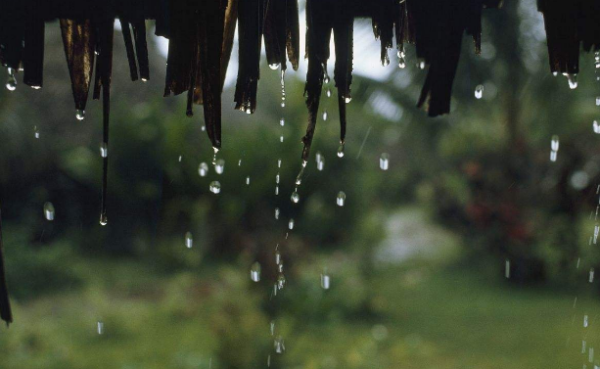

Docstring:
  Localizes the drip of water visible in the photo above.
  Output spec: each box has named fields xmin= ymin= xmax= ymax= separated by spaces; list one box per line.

xmin=566 ymin=73 xmax=578 ymax=89
xmin=270 ymin=320 xmax=275 ymax=336
xmin=344 ymin=96 xmax=352 ymax=104
xmin=474 ymin=85 xmax=484 ymax=99
xmin=185 ymin=232 xmax=193 ymax=248
xmin=34 ymin=126 xmax=40 ymax=139
xmin=246 ymin=176 xmax=251 ymax=185
xmin=76 ymin=109 xmax=85 ymax=121
xmin=295 ymin=160 xmax=307 ymax=186
xmin=336 ymin=191 xmax=346 ymax=207
xmin=250 ymin=262 xmax=261 ymax=282
xmin=280 ymin=118 xmax=285 ymax=127
xmin=209 ymin=181 xmax=221 ymax=194
xmin=397 ymin=50 xmax=406 ymax=69
xmin=326 ymin=88 xmax=332 ymax=98
xmin=100 ymin=142 xmax=108 ymax=158
xmin=291 ymin=190 xmax=300 ymax=204
xmin=594 ymin=120 xmax=600 ymax=134
xmin=337 ymin=143 xmax=345 ymax=158
xmin=44 ymin=202 xmax=55 ymax=221
xmin=269 ymin=63 xmax=280 ymax=70
xmin=590 ymin=268 xmax=595 ymax=283
xmin=550 ymin=151 xmax=557 ymax=162
xmin=274 ymin=335 xmax=285 ymax=354
xmin=322 ymin=110 xmax=328 ymax=121
xmin=97 ymin=321 xmax=104 ymax=335
xmin=198 ymin=162 xmax=209 ymax=177
xmin=584 ymin=314 xmax=589 ymax=328
xmin=288 ymin=219 xmax=294 ymax=230
xmin=380 ymin=153 xmax=390 ymax=170
xmin=321 ymin=273 xmax=330 ymax=289
xmin=275 ymin=207 xmax=280 ymax=220
xmin=5 ymin=67 xmax=16 ymax=91
xmin=505 ymin=259 xmax=510 ymax=279
xmin=215 ymin=159 xmax=225 ymax=174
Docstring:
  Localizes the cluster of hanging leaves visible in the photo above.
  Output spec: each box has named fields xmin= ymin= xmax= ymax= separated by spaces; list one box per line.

xmin=1 ymin=0 xmax=600 ymax=327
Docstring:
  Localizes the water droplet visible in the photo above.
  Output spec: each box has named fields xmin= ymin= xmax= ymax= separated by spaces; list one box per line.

xmin=550 ymin=150 xmax=558 ymax=162
xmin=209 ymin=181 xmax=221 ymax=194
xmin=44 ymin=202 xmax=55 ymax=221
xmin=337 ymin=143 xmax=345 ymax=158
xmin=100 ymin=142 xmax=108 ymax=158
xmin=551 ymin=135 xmax=559 ymax=151
xmin=567 ymin=73 xmax=578 ymax=89
xmin=295 ymin=160 xmax=307 ymax=186
xmin=238 ymin=159 xmax=242 ymax=166
xmin=322 ymin=110 xmax=328 ymax=121
xmin=280 ymin=135 xmax=284 ymax=143
xmin=344 ymin=96 xmax=352 ymax=104
xmin=198 ymin=162 xmax=209 ymax=177
xmin=321 ymin=273 xmax=330 ymax=289
xmin=250 ymin=262 xmax=261 ymax=282
xmin=590 ymin=268 xmax=595 ymax=283
xmin=178 ymin=155 xmax=182 ymax=162
xmin=382 ymin=55 xmax=390 ymax=66
xmin=31 ymin=85 xmax=41 ymax=90
xmin=596 ymin=97 xmax=600 ymax=106
xmin=291 ymin=191 xmax=300 ymax=204
xmin=277 ymin=159 xmax=282 ymax=168
xmin=185 ymin=232 xmax=193 ymax=248
xmin=269 ymin=63 xmax=280 ymax=70
xmin=274 ymin=335 xmax=285 ymax=353
xmin=280 ymin=118 xmax=285 ymax=126
xmin=97 ymin=321 xmax=104 ymax=335
xmin=275 ymin=250 xmax=281 ymax=265
xmin=584 ymin=314 xmax=589 ymax=328
xmin=595 ymin=121 xmax=600 ymax=134
xmin=276 ymin=274 xmax=286 ymax=290
xmin=76 ymin=109 xmax=85 ymax=121
xmin=215 ymin=159 xmax=225 ymax=175
xmin=281 ymin=101 xmax=286 ymax=108
xmin=245 ymin=107 xmax=252 ymax=115
xmin=336 ymin=191 xmax=346 ymax=207
xmin=288 ymin=219 xmax=294 ymax=230
xmin=275 ymin=186 xmax=279 ymax=195
xmin=275 ymin=207 xmax=280 ymax=220
xmin=418 ymin=60 xmax=426 ymax=70
xmin=141 ymin=77 xmax=148 ymax=82
xmin=326 ymin=88 xmax=332 ymax=98
xmin=34 ymin=126 xmax=40 ymax=139
xmin=246 ymin=176 xmax=250 ymax=185
xmin=505 ymin=259 xmax=510 ymax=279
xmin=5 ymin=68 xmax=16 ymax=91
xmin=474 ymin=84 xmax=484 ymax=99
xmin=380 ymin=153 xmax=390 ymax=170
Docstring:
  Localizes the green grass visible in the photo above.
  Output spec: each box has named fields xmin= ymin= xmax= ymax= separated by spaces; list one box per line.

xmin=0 ymin=255 xmax=597 ymax=369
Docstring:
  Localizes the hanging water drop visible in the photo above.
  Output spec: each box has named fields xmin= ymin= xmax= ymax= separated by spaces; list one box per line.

xmin=321 ymin=273 xmax=331 ymax=289
xmin=215 ymin=159 xmax=225 ymax=174
xmin=209 ymin=181 xmax=221 ymax=194
xmin=291 ymin=190 xmax=300 ymax=204
xmin=5 ymin=68 xmax=16 ymax=91
xmin=44 ymin=202 xmax=55 ymax=221
xmin=198 ymin=162 xmax=209 ymax=177
xmin=380 ymin=153 xmax=390 ymax=170
xmin=250 ymin=262 xmax=261 ymax=282
xmin=337 ymin=143 xmax=345 ymax=158
xmin=269 ymin=63 xmax=280 ymax=70
xmin=344 ymin=96 xmax=352 ymax=104
xmin=567 ymin=73 xmax=578 ymax=89
xmin=185 ymin=232 xmax=193 ymax=248
xmin=288 ymin=219 xmax=294 ymax=230
xmin=100 ymin=142 xmax=108 ymax=158
xmin=295 ymin=160 xmax=307 ymax=186
xmin=336 ymin=191 xmax=346 ymax=207
xmin=474 ymin=85 xmax=484 ymax=99
xmin=76 ymin=109 xmax=85 ymax=121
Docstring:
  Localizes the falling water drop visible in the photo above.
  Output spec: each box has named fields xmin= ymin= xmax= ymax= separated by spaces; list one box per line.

xmin=245 ymin=107 xmax=252 ymax=115
xmin=250 ymin=262 xmax=261 ymax=282
xmin=280 ymin=118 xmax=285 ymax=127
xmin=291 ymin=190 xmax=300 ymax=204
xmin=238 ymin=159 xmax=242 ymax=166
xmin=178 ymin=155 xmax=182 ymax=162
xmin=274 ymin=335 xmax=285 ymax=354
xmin=567 ymin=73 xmax=578 ymax=89
xmin=185 ymin=232 xmax=193 ymax=248
xmin=100 ymin=142 xmax=108 ymax=158
xmin=380 ymin=153 xmax=390 ymax=170
xmin=474 ymin=85 xmax=484 ymax=99
xmin=44 ymin=202 xmax=55 ymax=221
xmin=321 ymin=273 xmax=331 ymax=289
xmin=326 ymin=88 xmax=332 ymax=98
xmin=277 ymin=159 xmax=282 ymax=168
xmin=209 ymin=181 xmax=221 ymax=194
xmin=584 ymin=314 xmax=589 ymax=328
xmin=550 ymin=151 xmax=558 ymax=162
xmin=275 ymin=186 xmax=279 ymax=195
xmin=97 ymin=321 xmax=104 ymax=335
xmin=280 ymin=135 xmax=284 ymax=143
xmin=322 ymin=110 xmax=328 ymax=121
xmin=269 ymin=63 xmax=280 ymax=70
xmin=337 ymin=143 xmax=345 ymax=158
xmin=215 ymin=159 xmax=225 ymax=175
xmin=595 ymin=121 xmax=600 ymax=134
xmin=100 ymin=213 xmax=108 ymax=226
xmin=5 ymin=67 xmax=16 ymax=91
xmin=397 ymin=50 xmax=406 ymax=69
xmin=76 ymin=109 xmax=85 ymax=121
xmin=505 ymin=259 xmax=510 ymax=279
xmin=590 ymin=268 xmax=595 ymax=283
xmin=288 ymin=219 xmax=294 ymax=230
xmin=551 ymin=135 xmax=559 ymax=151
xmin=344 ymin=96 xmax=352 ymax=104
xmin=246 ymin=176 xmax=251 ymax=185
xmin=276 ymin=174 xmax=280 ymax=184
xmin=418 ymin=60 xmax=426 ymax=70
xmin=275 ymin=207 xmax=280 ymax=220
xmin=295 ymin=160 xmax=307 ymax=186
xmin=336 ymin=191 xmax=346 ymax=207
xmin=382 ymin=55 xmax=390 ymax=67
xmin=198 ymin=162 xmax=209 ymax=177
xmin=34 ymin=126 xmax=40 ymax=139
xmin=596 ymin=97 xmax=600 ymax=106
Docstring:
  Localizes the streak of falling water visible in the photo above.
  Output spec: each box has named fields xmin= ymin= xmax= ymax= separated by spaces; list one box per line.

xmin=5 ymin=67 xmax=16 ymax=91
xmin=275 ymin=207 xmax=280 ymax=220
xmin=209 ymin=181 xmax=221 ymax=194
xmin=100 ymin=143 xmax=108 ymax=158
xmin=280 ymin=135 xmax=284 ymax=143
xmin=274 ymin=335 xmax=285 ymax=354
xmin=246 ymin=176 xmax=250 ymax=185
xmin=278 ymin=159 xmax=282 ymax=168
xmin=214 ymin=159 xmax=225 ymax=174
xmin=321 ymin=272 xmax=330 ymax=289
xmin=275 ymin=186 xmax=279 ymax=195
xmin=288 ymin=219 xmax=294 ymax=230
xmin=238 ymin=159 xmax=242 ymax=166
xmin=185 ymin=232 xmax=193 ymax=248
xmin=198 ymin=162 xmax=209 ymax=177
xmin=44 ymin=202 xmax=55 ymax=221
xmin=594 ymin=120 xmax=600 ymax=134
xmin=505 ymin=259 xmax=510 ymax=279
xmin=474 ymin=85 xmax=484 ymax=99
xmin=178 ymin=155 xmax=182 ymax=162
xmin=322 ymin=110 xmax=328 ymax=121
xmin=591 ymin=347 xmax=595 ymax=363
xmin=281 ymin=70 xmax=286 ymax=107
xmin=584 ymin=314 xmax=589 ymax=328
xmin=34 ymin=126 xmax=39 ymax=139
xmin=280 ymin=118 xmax=285 ymax=127
xmin=76 ymin=109 xmax=85 ymax=121
xmin=318 ymin=156 xmax=325 ymax=171
xmin=212 ymin=147 xmax=219 ymax=165
xmin=97 ymin=321 xmax=104 ymax=335
xmin=336 ymin=191 xmax=346 ymax=207
xmin=267 ymin=355 xmax=271 ymax=367
xmin=250 ymin=262 xmax=261 ymax=282
xmin=270 ymin=320 xmax=275 ymax=336
xmin=550 ymin=151 xmax=557 ymax=162
xmin=295 ymin=160 xmax=307 ymax=186
xmin=590 ymin=268 xmax=595 ymax=283
xmin=380 ymin=153 xmax=390 ymax=170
